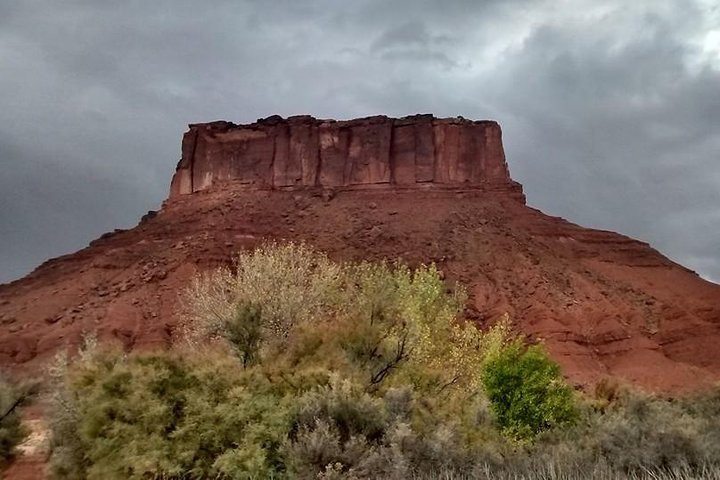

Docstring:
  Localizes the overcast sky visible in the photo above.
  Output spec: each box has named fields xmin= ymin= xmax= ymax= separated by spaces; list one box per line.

xmin=1 ymin=0 xmax=719 ymax=284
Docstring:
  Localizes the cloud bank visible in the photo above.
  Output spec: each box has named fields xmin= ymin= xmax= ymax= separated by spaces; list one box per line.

xmin=1 ymin=0 xmax=718 ymax=282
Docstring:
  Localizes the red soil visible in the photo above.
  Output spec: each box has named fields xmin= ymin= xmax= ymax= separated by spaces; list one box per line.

xmin=1 ymin=183 xmax=718 ymax=393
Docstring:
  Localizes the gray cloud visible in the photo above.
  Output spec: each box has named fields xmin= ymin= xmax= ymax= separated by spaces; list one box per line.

xmin=1 ymin=0 xmax=718 ymax=283
xmin=369 ymin=21 xmax=458 ymax=67
xmin=479 ymin=4 xmax=720 ymax=281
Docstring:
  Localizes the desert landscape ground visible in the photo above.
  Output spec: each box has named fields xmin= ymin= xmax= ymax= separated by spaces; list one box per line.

xmin=2 ymin=115 xmax=718 ymax=391
xmin=1 ymin=115 xmax=719 ymax=479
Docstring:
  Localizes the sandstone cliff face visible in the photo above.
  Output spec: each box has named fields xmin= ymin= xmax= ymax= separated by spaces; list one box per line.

xmin=169 ymin=115 xmax=514 ymax=197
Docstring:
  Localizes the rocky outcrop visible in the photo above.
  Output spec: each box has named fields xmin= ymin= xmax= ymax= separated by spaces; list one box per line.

xmin=2 ymin=112 xmax=720 ymax=395
xmin=169 ymin=115 xmax=517 ymax=197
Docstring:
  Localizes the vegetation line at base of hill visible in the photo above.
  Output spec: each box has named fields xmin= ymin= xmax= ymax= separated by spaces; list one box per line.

xmin=3 ymin=242 xmax=720 ymax=479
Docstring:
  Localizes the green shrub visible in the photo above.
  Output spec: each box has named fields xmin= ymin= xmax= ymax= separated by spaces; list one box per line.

xmin=49 ymin=349 xmax=291 ymax=479
xmin=224 ymin=302 xmax=263 ymax=367
xmin=481 ymin=338 xmax=577 ymax=440
xmin=0 ymin=374 xmax=28 ymax=469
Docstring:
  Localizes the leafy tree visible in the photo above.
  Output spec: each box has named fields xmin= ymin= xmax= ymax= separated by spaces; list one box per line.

xmin=481 ymin=339 xmax=577 ymax=440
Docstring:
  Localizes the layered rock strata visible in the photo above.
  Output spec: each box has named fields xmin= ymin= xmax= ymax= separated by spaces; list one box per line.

xmin=169 ymin=115 xmax=517 ymax=196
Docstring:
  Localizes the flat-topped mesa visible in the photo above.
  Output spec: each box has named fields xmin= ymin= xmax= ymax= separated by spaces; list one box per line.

xmin=169 ymin=114 xmax=523 ymax=200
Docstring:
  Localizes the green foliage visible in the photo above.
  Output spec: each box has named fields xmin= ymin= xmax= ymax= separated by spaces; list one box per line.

xmin=185 ymin=243 xmax=473 ymax=395
xmin=224 ymin=302 xmax=263 ymax=367
xmin=0 ymin=375 xmax=28 ymax=469
xmin=47 ymin=242 xmax=720 ymax=479
xmin=49 ymin=349 xmax=291 ymax=479
xmin=481 ymin=337 xmax=577 ymax=440
xmin=336 ymin=261 xmax=468 ymax=391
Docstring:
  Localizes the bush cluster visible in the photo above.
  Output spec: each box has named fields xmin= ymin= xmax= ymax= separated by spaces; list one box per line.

xmin=49 ymin=347 xmax=291 ymax=479
xmin=46 ymin=243 xmax=720 ymax=479
xmin=0 ymin=374 xmax=31 ymax=471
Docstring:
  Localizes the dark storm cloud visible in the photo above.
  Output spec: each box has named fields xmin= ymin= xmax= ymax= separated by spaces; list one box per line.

xmin=1 ymin=0 xmax=719 ymax=283
xmin=479 ymin=5 xmax=720 ymax=282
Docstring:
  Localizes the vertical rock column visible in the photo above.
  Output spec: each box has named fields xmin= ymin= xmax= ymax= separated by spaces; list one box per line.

xmin=481 ymin=121 xmax=511 ymax=181
xmin=169 ymin=128 xmax=198 ymax=196
xmin=292 ymin=116 xmax=321 ymax=186
xmin=347 ymin=117 xmax=392 ymax=185
xmin=318 ymin=121 xmax=350 ymax=187
xmin=391 ymin=114 xmax=435 ymax=184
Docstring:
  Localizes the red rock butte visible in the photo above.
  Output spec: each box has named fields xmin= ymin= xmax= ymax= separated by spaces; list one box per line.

xmin=169 ymin=114 xmax=519 ymax=196
xmin=1 ymin=114 xmax=720 ymax=394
